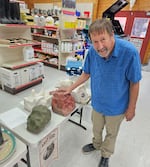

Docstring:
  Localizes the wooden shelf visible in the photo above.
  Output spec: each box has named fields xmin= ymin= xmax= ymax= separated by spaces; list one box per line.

xmin=0 ymin=24 xmax=29 ymax=27
xmin=31 ymin=25 xmax=58 ymax=31
xmin=43 ymin=61 xmax=58 ymax=68
xmin=34 ymin=48 xmax=58 ymax=57
xmin=60 ymin=49 xmax=84 ymax=54
xmin=0 ymin=24 xmax=44 ymax=94
xmin=61 ymin=38 xmax=84 ymax=42
xmin=31 ymin=17 xmax=87 ymax=70
xmin=31 ymin=33 xmax=58 ymax=40
xmin=2 ymin=59 xmax=42 ymax=70
xmin=0 ymin=41 xmax=41 ymax=48
xmin=77 ymin=17 xmax=91 ymax=20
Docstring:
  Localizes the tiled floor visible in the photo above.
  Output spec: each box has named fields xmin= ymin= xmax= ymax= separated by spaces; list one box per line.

xmin=1 ymin=65 xmax=150 ymax=167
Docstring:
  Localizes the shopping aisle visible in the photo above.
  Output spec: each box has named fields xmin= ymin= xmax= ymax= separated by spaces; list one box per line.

xmin=0 ymin=66 xmax=150 ymax=167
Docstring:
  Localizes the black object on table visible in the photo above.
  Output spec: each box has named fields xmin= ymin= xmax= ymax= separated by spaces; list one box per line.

xmin=0 ymin=126 xmax=4 ymax=145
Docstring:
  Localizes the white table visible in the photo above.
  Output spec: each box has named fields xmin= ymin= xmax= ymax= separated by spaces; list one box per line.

xmin=0 ymin=137 xmax=27 ymax=167
xmin=0 ymin=107 xmax=73 ymax=167
xmin=0 ymin=101 xmax=88 ymax=167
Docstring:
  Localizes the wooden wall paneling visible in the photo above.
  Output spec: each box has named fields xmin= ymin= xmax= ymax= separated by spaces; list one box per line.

xmin=23 ymin=0 xmax=34 ymax=9
xmin=141 ymin=23 xmax=150 ymax=64
xmin=132 ymin=0 xmax=150 ymax=11
xmin=38 ymin=0 xmax=61 ymax=7
xmin=24 ymin=0 xmax=61 ymax=9
xmin=143 ymin=39 xmax=150 ymax=64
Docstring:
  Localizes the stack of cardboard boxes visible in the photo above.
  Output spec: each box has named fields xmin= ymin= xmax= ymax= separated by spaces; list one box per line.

xmin=0 ymin=62 xmax=44 ymax=89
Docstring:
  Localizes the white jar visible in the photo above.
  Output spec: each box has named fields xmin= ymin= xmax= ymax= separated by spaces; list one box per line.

xmin=38 ymin=15 xmax=46 ymax=26
xmin=23 ymin=46 xmax=34 ymax=62
xmin=33 ymin=15 xmax=39 ymax=25
xmin=45 ymin=16 xmax=54 ymax=26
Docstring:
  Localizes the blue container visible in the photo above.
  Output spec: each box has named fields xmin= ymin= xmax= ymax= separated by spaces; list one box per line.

xmin=76 ymin=10 xmax=81 ymax=17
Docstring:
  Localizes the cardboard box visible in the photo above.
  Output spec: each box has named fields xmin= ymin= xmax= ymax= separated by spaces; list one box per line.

xmin=28 ymin=65 xmax=39 ymax=81
xmin=36 ymin=62 xmax=44 ymax=78
xmin=20 ymin=67 xmax=30 ymax=84
xmin=0 ymin=67 xmax=21 ymax=88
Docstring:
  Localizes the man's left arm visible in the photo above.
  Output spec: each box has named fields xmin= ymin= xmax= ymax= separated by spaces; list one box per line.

xmin=125 ymin=82 xmax=140 ymax=121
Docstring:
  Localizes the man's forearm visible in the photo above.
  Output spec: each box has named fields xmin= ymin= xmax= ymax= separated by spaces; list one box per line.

xmin=69 ymin=72 xmax=90 ymax=92
xmin=128 ymin=82 xmax=140 ymax=110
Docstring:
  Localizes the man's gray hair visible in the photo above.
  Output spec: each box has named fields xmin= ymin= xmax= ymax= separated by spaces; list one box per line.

xmin=89 ymin=18 xmax=114 ymax=36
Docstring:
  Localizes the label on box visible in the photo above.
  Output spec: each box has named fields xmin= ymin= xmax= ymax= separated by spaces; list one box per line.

xmin=0 ymin=68 xmax=21 ymax=88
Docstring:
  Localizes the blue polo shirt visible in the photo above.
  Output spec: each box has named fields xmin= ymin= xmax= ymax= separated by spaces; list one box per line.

xmin=83 ymin=37 xmax=142 ymax=116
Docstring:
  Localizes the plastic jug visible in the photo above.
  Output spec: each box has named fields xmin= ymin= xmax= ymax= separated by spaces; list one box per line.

xmin=23 ymin=46 xmax=34 ymax=61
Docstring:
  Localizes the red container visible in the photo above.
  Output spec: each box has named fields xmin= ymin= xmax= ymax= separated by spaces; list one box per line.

xmin=84 ymin=11 xmax=90 ymax=18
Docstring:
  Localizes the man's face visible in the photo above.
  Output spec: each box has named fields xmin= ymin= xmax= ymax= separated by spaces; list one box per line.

xmin=90 ymin=31 xmax=115 ymax=58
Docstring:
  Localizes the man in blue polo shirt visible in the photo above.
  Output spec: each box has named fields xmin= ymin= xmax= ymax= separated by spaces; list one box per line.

xmin=62 ymin=18 xmax=142 ymax=167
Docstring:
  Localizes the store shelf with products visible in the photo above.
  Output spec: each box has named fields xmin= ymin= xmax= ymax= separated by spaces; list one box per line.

xmin=77 ymin=16 xmax=91 ymax=30
xmin=0 ymin=24 xmax=44 ymax=94
xmin=58 ymin=13 xmax=85 ymax=71
xmin=31 ymin=26 xmax=87 ymax=71
xmin=31 ymin=2 xmax=93 ymax=69
xmin=59 ymin=28 xmax=86 ymax=71
xmin=29 ymin=10 xmax=91 ymax=71
xmin=31 ymin=25 xmax=59 ymax=68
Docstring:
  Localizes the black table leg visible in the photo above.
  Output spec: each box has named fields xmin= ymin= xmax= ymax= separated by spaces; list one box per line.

xmin=69 ymin=106 xmax=87 ymax=130
xmin=21 ymin=146 xmax=31 ymax=167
